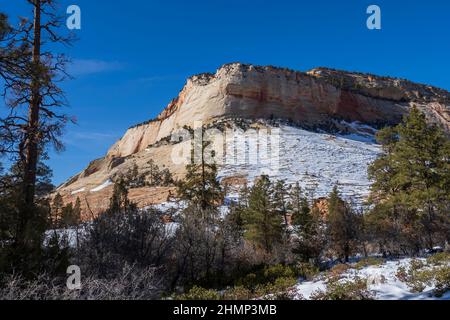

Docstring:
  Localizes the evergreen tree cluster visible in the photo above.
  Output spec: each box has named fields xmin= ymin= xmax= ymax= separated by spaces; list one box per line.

xmin=51 ymin=194 xmax=81 ymax=229
xmin=367 ymin=107 xmax=450 ymax=255
xmin=116 ymin=160 xmax=174 ymax=189
xmin=232 ymin=178 xmax=362 ymax=264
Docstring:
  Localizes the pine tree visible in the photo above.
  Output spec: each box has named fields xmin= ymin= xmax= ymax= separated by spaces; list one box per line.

xmin=241 ymin=176 xmax=282 ymax=252
xmin=272 ymin=180 xmax=291 ymax=226
xmin=177 ymin=133 xmax=223 ymax=211
xmin=108 ymin=178 xmax=136 ymax=214
xmin=51 ymin=193 xmax=64 ymax=227
xmin=1 ymin=1 xmax=75 ymax=274
xmin=146 ymin=159 xmax=161 ymax=186
xmin=326 ymin=186 xmax=360 ymax=262
xmin=60 ymin=198 xmax=81 ymax=228
xmin=368 ymin=107 xmax=450 ymax=252
xmin=290 ymin=182 xmax=310 ymax=228
xmin=292 ymin=205 xmax=326 ymax=266
xmin=161 ymin=168 xmax=174 ymax=186
xmin=73 ymin=197 xmax=82 ymax=223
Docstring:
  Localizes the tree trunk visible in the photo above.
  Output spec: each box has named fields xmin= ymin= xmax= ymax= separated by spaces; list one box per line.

xmin=24 ymin=0 xmax=41 ymax=207
xmin=18 ymin=0 xmax=41 ymax=242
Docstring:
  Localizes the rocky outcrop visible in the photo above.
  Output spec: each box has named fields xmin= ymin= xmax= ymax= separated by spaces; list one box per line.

xmin=57 ymin=63 xmax=450 ymax=215
xmin=106 ymin=63 xmax=450 ymax=159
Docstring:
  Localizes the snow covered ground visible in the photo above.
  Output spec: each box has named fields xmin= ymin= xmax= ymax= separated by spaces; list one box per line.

xmin=219 ymin=124 xmax=381 ymax=205
xmin=294 ymin=258 xmax=450 ymax=300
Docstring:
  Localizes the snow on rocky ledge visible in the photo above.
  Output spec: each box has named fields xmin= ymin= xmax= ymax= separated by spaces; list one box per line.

xmin=90 ymin=179 xmax=113 ymax=193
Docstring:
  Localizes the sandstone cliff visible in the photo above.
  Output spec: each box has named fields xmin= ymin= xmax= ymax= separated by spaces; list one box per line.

xmin=106 ymin=63 xmax=449 ymax=159
xmin=57 ymin=63 xmax=450 ymax=216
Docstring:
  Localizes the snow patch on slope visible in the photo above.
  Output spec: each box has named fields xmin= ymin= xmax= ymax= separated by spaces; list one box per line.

xmin=90 ymin=180 xmax=113 ymax=192
xmin=71 ymin=187 xmax=85 ymax=195
xmin=219 ymin=125 xmax=381 ymax=204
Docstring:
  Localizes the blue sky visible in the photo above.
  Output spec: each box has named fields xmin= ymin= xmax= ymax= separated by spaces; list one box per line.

xmin=1 ymin=0 xmax=449 ymax=185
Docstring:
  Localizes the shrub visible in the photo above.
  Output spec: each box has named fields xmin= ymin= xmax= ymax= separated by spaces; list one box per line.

xmin=77 ymin=207 xmax=172 ymax=277
xmin=263 ymin=265 xmax=295 ymax=283
xmin=409 ymin=259 xmax=425 ymax=271
xmin=0 ymin=265 xmax=163 ymax=300
xmin=406 ymin=270 xmax=430 ymax=293
xmin=255 ymin=277 xmax=298 ymax=300
xmin=396 ymin=266 xmax=408 ymax=283
xmin=427 ymin=253 xmax=450 ymax=267
xmin=238 ymin=273 xmax=258 ymax=290
xmin=396 ymin=260 xmax=429 ymax=293
xmin=355 ymin=257 xmax=384 ymax=270
xmin=434 ymin=266 xmax=450 ymax=298
xmin=295 ymin=262 xmax=320 ymax=281
xmin=222 ymin=286 xmax=253 ymax=300
xmin=311 ymin=277 xmax=374 ymax=300
xmin=236 ymin=264 xmax=296 ymax=290
xmin=329 ymin=264 xmax=351 ymax=278
xmin=396 ymin=259 xmax=450 ymax=296
xmin=176 ymin=286 xmax=220 ymax=301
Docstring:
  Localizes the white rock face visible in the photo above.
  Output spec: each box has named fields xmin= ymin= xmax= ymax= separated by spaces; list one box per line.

xmin=106 ymin=63 xmax=449 ymax=159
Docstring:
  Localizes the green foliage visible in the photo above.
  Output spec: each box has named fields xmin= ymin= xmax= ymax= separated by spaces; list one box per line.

xmin=177 ymin=136 xmax=223 ymax=210
xmin=176 ymin=273 xmax=298 ymax=301
xmin=368 ymin=107 xmax=450 ymax=253
xmin=434 ymin=267 xmax=450 ymax=298
xmin=118 ymin=161 xmax=174 ymax=189
xmin=290 ymin=183 xmax=310 ymax=227
xmin=396 ymin=258 xmax=450 ymax=297
xmin=226 ymin=264 xmax=298 ymax=300
xmin=236 ymin=264 xmax=296 ymax=291
xmin=292 ymin=205 xmax=326 ymax=265
xmin=327 ymin=186 xmax=361 ymax=262
xmin=61 ymin=197 xmax=81 ymax=227
xmin=262 ymin=264 xmax=296 ymax=283
xmin=271 ymin=180 xmax=291 ymax=226
xmin=311 ymin=276 xmax=374 ymax=300
xmin=50 ymin=194 xmax=81 ymax=229
xmin=51 ymin=193 xmax=64 ymax=227
xmin=354 ymin=257 xmax=384 ymax=270
xmin=0 ymin=157 xmax=65 ymax=277
xmin=108 ymin=178 xmax=137 ymax=214
xmin=240 ymin=176 xmax=283 ymax=252
xmin=290 ymin=184 xmax=328 ymax=266
xmin=329 ymin=264 xmax=351 ymax=278
xmin=427 ymin=252 xmax=450 ymax=266
xmin=176 ymin=286 xmax=221 ymax=300
xmin=222 ymin=286 xmax=253 ymax=300
xmin=295 ymin=262 xmax=320 ymax=280
xmin=255 ymin=277 xmax=297 ymax=300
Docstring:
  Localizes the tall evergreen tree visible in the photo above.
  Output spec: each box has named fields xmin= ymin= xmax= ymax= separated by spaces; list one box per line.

xmin=108 ymin=178 xmax=136 ymax=214
xmin=368 ymin=107 xmax=450 ymax=252
xmin=290 ymin=182 xmax=310 ymax=228
xmin=51 ymin=192 xmax=64 ymax=227
xmin=326 ymin=186 xmax=360 ymax=262
xmin=60 ymin=198 xmax=81 ymax=228
xmin=292 ymin=205 xmax=326 ymax=266
xmin=241 ymin=176 xmax=283 ymax=252
xmin=0 ymin=1 xmax=75 ymax=269
xmin=177 ymin=130 xmax=223 ymax=211
xmin=272 ymin=180 xmax=291 ymax=226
